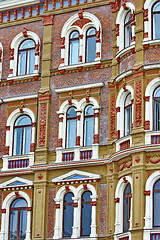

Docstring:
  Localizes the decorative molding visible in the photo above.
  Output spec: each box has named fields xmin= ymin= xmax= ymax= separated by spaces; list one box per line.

xmin=135 ymin=81 xmax=142 ymax=127
xmin=118 ymin=159 xmax=132 ymax=171
xmin=39 ymin=103 xmax=47 ymax=147
xmin=146 ymin=155 xmax=160 ymax=164
xmin=42 ymin=14 xmax=54 ymax=26
xmin=144 ymin=120 xmax=150 ymax=130
xmin=110 ymin=94 xmax=116 ymax=138
xmin=114 ymin=197 xmax=120 ymax=203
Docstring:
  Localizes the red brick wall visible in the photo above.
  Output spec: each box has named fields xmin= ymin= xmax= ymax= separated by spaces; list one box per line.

xmin=99 ymin=183 xmax=107 ymax=236
xmin=47 ymin=188 xmax=56 ymax=238
xmin=145 ymin=47 xmax=160 ymax=65
xmin=120 ymin=54 xmax=136 ymax=74
xmin=51 ymin=5 xmax=113 ymax=69
xmin=49 ymin=67 xmax=112 ymax=150
xmin=0 ymin=21 xmax=44 ymax=79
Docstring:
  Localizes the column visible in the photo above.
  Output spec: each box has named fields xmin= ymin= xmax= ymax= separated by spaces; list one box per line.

xmin=53 ymin=200 xmax=61 ymax=239
xmin=56 ymin=112 xmax=64 ymax=162
xmin=71 ymin=197 xmax=79 ymax=238
xmin=90 ymin=196 xmax=97 ymax=238
xmin=74 ymin=111 xmax=81 ymax=161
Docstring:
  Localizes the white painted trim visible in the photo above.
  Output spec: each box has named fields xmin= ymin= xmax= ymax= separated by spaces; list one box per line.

xmin=2 ymin=94 xmax=38 ymax=103
xmin=7 ymin=73 xmax=39 ymax=81
xmin=9 ymin=31 xmax=40 ymax=78
xmin=0 ymin=176 xmax=33 ymax=188
xmin=143 ymin=0 xmax=159 ymax=41
xmin=53 ymin=183 xmax=98 ymax=239
xmin=144 ymin=64 xmax=160 ymax=70
xmin=145 ymin=130 xmax=160 ymax=144
xmin=116 ymin=86 xmax=134 ymax=138
xmin=55 ymin=82 xmax=104 ymax=93
xmin=0 ymin=191 xmax=31 ymax=240
xmin=145 ymin=77 xmax=160 ymax=130
xmin=116 ymin=3 xmax=135 ymax=51
xmin=116 ymin=44 xmax=135 ymax=59
xmin=60 ymin=12 xmax=102 ymax=67
xmin=143 ymin=171 xmax=160 ymax=240
xmin=0 ymin=0 xmax=40 ymax=11
xmin=52 ymin=170 xmax=101 ymax=182
xmin=115 ymin=70 xmax=132 ymax=82
xmin=4 ymin=108 xmax=36 ymax=166
xmin=58 ymin=60 xmax=101 ymax=70
xmin=115 ymin=176 xmax=132 ymax=235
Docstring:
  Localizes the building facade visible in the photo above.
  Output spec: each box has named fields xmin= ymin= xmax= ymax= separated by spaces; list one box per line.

xmin=0 ymin=0 xmax=159 ymax=239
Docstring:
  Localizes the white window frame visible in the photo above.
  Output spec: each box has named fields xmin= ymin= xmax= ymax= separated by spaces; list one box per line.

xmin=143 ymin=171 xmax=160 ymax=240
xmin=8 ymin=31 xmax=40 ymax=79
xmin=53 ymin=183 xmax=97 ymax=239
xmin=59 ymin=12 xmax=102 ymax=68
xmin=114 ymin=176 xmax=132 ymax=240
xmin=0 ymin=190 xmax=32 ymax=240
xmin=116 ymin=2 xmax=135 ymax=52
xmin=2 ymin=108 xmax=36 ymax=171
xmin=116 ymin=85 xmax=134 ymax=138
xmin=143 ymin=0 xmax=160 ymax=42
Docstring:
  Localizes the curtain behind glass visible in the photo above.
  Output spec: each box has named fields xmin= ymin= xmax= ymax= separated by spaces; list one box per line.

xmin=27 ymin=49 xmax=35 ymax=74
xmin=81 ymin=191 xmax=92 ymax=236
xmin=67 ymin=119 xmax=76 ymax=148
xmin=69 ymin=40 xmax=79 ymax=65
xmin=10 ymin=210 xmax=18 ymax=239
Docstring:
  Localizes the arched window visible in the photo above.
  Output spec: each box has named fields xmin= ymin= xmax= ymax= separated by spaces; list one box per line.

xmin=152 ymin=1 xmax=160 ymax=40
xmin=124 ymin=11 xmax=132 ymax=48
xmin=69 ymin=31 xmax=79 ymax=65
xmin=153 ymin=179 xmax=160 ymax=227
xmin=9 ymin=198 xmax=28 ymax=240
xmin=63 ymin=192 xmax=74 ymax=237
xmin=86 ymin=28 xmax=96 ymax=63
xmin=124 ymin=93 xmax=132 ymax=136
xmin=81 ymin=191 xmax=92 ymax=236
xmin=13 ymin=115 xmax=32 ymax=156
xmin=84 ymin=105 xmax=94 ymax=146
xmin=18 ymin=39 xmax=35 ymax=76
xmin=123 ymin=183 xmax=131 ymax=232
xmin=66 ymin=107 xmax=77 ymax=148
xmin=153 ymin=86 xmax=160 ymax=130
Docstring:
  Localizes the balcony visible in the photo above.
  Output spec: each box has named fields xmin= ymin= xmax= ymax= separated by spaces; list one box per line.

xmin=56 ymin=145 xmax=98 ymax=163
xmin=150 ymin=233 xmax=160 ymax=240
xmin=2 ymin=153 xmax=34 ymax=171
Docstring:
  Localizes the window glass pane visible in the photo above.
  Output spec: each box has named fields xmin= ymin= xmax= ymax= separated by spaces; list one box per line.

xmin=85 ymin=117 xmax=94 ymax=146
xmin=27 ymin=49 xmax=35 ymax=74
xmin=67 ymin=107 xmax=76 ymax=118
xmin=125 ymin=94 xmax=131 ymax=106
xmin=153 ymin=2 xmax=160 ymax=11
xmin=19 ymin=210 xmax=27 ymax=239
xmin=125 ymin=11 xmax=131 ymax=24
xmin=154 ymin=179 xmax=160 ymax=190
xmin=125 ymin=107 xmax=130 ymax=136
xmin=20 ymin=40 xmax=35 ymax=50
xmin=23 ymin=126 xmax=32 ymax=155
xmin=123 ymin=196 xmax=129 ymax=232
xmin=82 ymin=191 xmax=91 ymax=201
xmin=81 ymin=191 xmax=92 ymax=236
xmin=87 ymin=28 xmax=96 ymax=36
xmin=154 ymin=87 xmax=160 ymax=98
xmin=13 ymin=128 xmax=22 ymax=156
xmin=69 ymin=39 xmax=79 ymax=65
xmin=63 ymin=193 xmax=74 ymax=237
xmin=18 ymin=51 xmax=26 ymax=76
xmin=15 ymin=116 xmax=31 ymax=126
xmin=11 ymin=198 xmax=27 ymax=208
xmin=85 ymin=105 xmax=94 ymax=116
xmin=125 ymin=24 xmax=132 ymax=48
xmin=124 ymin=184 xmax=131 ymax=196
xmin=86 ymin=36 xmax=96 ymax=62
xmin=153 ymin=14 xmax=160 ymax=39
xmin=67 ymin=119 xmax=76 ymax=148
xmin=154 ymin=100 xmax=160 ymax=130
xmin=154 ymin=192 xmax=160 ymax=226
xmin=10 ymin=210 xmax=18 ymax=239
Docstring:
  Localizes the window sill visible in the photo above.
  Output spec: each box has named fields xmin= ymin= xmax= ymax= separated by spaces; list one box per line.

xmin=7 ymin=72 xmax=39 ymax=81
xmin=2 ymin=153 xmax=34 ymax=171
xmin=58 ymin=60 xmax=101 ymax=71
xmin=142 ymin=39 xmax=160 ymax=47
xmin=116 ymin=43 xmax=135 ymax=60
